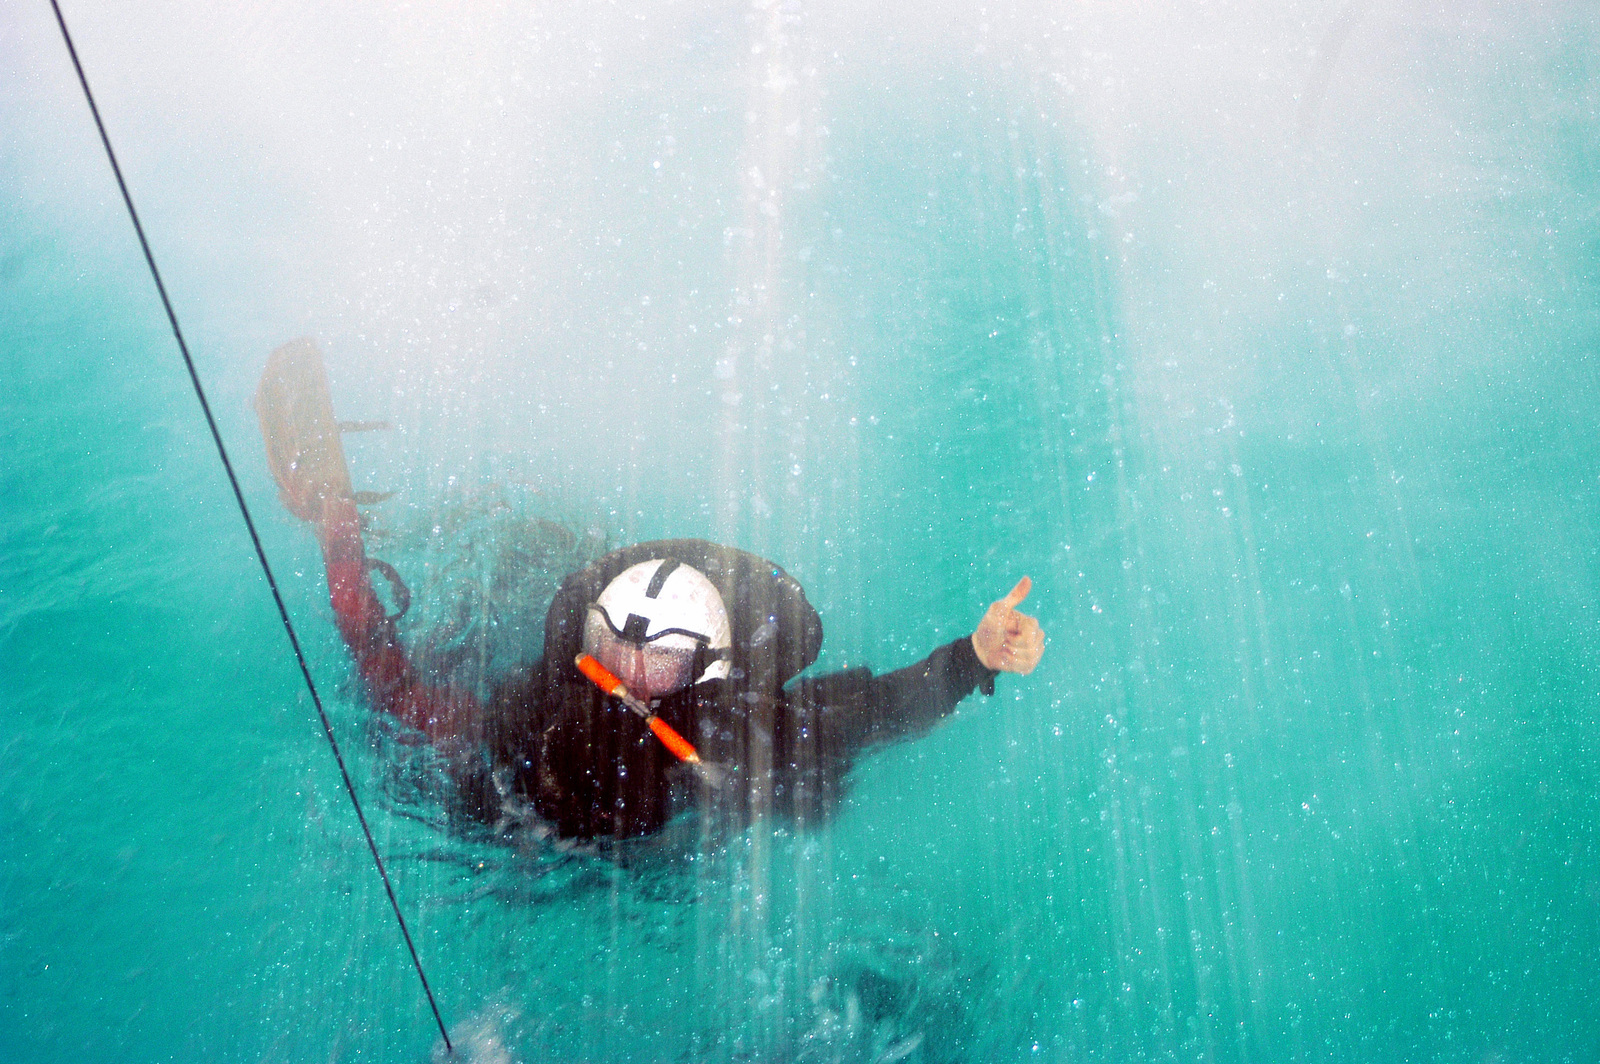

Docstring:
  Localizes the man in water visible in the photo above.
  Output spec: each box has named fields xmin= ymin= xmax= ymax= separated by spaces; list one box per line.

xmin=257 ymin=340 xmax=1044 ymax=840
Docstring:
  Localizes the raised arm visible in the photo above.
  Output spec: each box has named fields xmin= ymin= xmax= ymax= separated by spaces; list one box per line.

xmin=786 ymin=578 xmax=1045 ymax=762
xmin=255 ymin=340 xmax=480 ymax=747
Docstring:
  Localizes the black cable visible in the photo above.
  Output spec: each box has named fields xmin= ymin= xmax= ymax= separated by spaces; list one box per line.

xmin=46 ymin=2 xmax=454 ymax=1053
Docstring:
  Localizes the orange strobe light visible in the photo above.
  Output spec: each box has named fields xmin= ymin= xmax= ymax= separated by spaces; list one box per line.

xmin=574 ymin=653 xmax=705 ymax=766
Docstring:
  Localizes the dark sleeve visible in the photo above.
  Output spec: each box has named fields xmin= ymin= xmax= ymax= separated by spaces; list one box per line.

xmin=786 ymin=636 xmax=999 ymax=764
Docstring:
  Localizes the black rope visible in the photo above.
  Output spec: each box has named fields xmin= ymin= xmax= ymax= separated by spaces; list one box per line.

xmin=46 ymin=2 xmax=454 ymax=1053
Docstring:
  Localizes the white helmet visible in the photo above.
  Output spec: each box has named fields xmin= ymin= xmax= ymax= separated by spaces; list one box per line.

xmin=582 ymin=559 xmax=732 ymax=699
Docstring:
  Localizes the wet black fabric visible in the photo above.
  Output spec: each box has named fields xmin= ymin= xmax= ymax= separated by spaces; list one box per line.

xmin=458 ymin=540 xmax=998 ymax=840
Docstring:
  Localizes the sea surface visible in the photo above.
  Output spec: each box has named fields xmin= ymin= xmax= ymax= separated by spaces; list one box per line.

xmin=3 ymin=2 xmax=1599 ymax=1062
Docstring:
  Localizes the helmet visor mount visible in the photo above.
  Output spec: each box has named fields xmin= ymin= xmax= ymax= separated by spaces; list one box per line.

xmin=582 ymin=605 xmax=723 ymax=701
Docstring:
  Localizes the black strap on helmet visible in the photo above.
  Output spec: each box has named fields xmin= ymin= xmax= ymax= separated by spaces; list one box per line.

xmin=547 ymin=539 xmax=822 ymax=689
xmin=644 ymin=557 xmax=681 ymax=598
xmin=589 ymin=601 xmax=717 ymax=649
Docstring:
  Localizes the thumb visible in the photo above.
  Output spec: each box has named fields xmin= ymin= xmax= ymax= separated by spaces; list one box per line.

xmin=997 ymin=576 xmax=1032 ymax=611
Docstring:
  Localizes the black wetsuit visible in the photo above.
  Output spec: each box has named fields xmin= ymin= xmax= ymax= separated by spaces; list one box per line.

xmin=456 ymin=539 xmax=998 ymax=840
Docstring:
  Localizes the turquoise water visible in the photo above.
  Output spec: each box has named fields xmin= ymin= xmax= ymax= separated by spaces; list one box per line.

xmin=4 ymin=2 xmax=1599 ymax=1061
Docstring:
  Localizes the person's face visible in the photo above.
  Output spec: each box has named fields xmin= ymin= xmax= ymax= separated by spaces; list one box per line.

xmin=582 ymin=608 xmax=701 ymax=702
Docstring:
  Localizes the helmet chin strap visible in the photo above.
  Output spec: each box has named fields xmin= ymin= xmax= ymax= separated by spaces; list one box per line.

xmin=690 ymin=643 xmax=732 ymax=686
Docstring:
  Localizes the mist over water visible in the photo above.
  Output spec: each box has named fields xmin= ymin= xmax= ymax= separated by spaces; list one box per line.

xmin=4 ymin=1 xmax=1599 ymax=1061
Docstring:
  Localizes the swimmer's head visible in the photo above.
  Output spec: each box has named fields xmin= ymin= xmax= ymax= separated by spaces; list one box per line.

xmin=583 ymin=559 xmax=732 ymax=701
